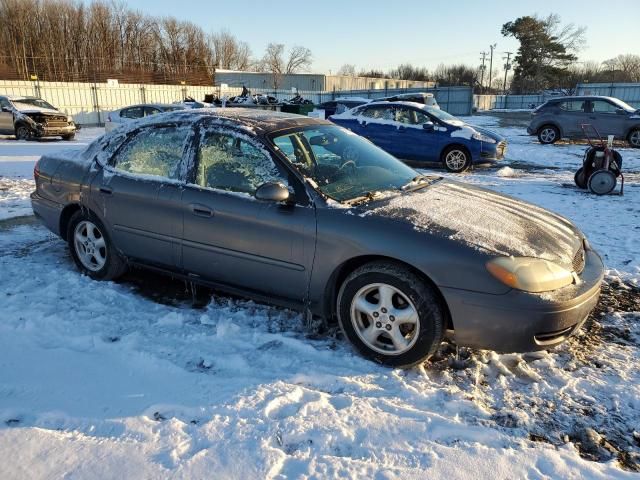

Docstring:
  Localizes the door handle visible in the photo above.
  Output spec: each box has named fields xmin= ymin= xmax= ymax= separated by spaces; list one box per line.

xmin=190 ymin=203 xmax=213 ymax=217
xmin=99 ymin=186 xmax=113 ymax=195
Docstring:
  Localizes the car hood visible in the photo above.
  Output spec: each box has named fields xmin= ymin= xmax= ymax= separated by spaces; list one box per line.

xmin=361 ymin=180 xmax=582 ymax=267
xmin=16 ymin=107 xmax=63 ymax=115
xmin=469 ymin=125 xmax=505 ymax=142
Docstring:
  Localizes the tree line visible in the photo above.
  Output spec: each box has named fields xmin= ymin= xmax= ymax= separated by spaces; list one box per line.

xmin=0 ymin=0 xmax=312 ymax=85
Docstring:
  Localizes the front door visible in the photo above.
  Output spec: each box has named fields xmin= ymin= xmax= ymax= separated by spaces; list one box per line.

xmin=393 ymin=106 xmax=447 ymax=162
xmin=90 ymin=123 xmax=193 ymax=267
xmin=181 ymin=125 xmax=316 ymax=302
xmin=587 ymin=99 xmax=628 ymax=138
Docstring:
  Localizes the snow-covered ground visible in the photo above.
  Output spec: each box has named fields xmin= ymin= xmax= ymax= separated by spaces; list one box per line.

xmin=0 ymin=118 xmax=639 ymax=479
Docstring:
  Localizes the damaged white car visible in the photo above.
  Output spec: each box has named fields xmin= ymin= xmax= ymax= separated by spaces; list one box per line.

xmin=0 ymin=95 xmax=77 ymax=140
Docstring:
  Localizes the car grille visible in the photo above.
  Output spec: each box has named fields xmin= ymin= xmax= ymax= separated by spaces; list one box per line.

xmin=496 ymin=141 xmax=507 ymax=159
xmin=44 ymin=115 xmax=69 ymax=128
xmin=572 ymin=246 xmax=586 ymax=274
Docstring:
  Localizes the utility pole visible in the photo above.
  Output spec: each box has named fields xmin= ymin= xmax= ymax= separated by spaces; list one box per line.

xmin=479 ymin=51 xmax=488 ymax=92
xmin=488 ymin=44 xmax=497 ymax=93
xmin=502 ymin=51 xmax=513 ymax=94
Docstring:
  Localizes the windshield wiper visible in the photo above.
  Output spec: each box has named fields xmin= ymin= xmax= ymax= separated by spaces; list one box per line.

xmin=401 ymin=175 xmax=438 ymax=192
xmin=343 ymin=190 xmax=384 ymax=206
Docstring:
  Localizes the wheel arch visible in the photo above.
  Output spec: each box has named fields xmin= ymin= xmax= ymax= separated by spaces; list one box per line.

xmin=439 ymin=143 xmax=472 ymax=163
xmin=59 ymin=203 xmax=84 ymax=241
xmin=322 ymin=254 xmax=453 ymax=330
xmin=537 ymin=122 xmax=563 ymax=138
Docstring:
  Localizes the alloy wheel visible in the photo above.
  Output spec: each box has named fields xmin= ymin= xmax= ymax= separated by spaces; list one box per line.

xmin=630 ymin=130 xmax=640 ymax=147
xmin=445 ymin=150 xmax=468 ymax=171
xmin=540 ymin=127 xmax=557 ymax=143
xmin=349 ymin=283 xmax=420 ymax=355
xmin=73 ymin=220 xmax=107 ymax=271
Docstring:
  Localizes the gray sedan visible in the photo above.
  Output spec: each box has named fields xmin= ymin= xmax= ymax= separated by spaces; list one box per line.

xmin=528 ymin=95 xmax=640 ymax=146
xmin=31 ymin=109 xmax=604 ymax=367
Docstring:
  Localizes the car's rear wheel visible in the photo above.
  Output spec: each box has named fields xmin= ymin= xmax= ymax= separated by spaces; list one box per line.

xmin=67 ymin=210 xmax=127 ymax=280
xmin=628 ymin=129 xmax=640 ymax=148
xmin=538 ymin=125 xmax=559 ymax=144
xmin=15 ymin=124 xmax=32 ymax=141
xmin=337 ymin=262 xmax=445 ymax=368
xmin=442 ymin=146 xmax=471 ymax=173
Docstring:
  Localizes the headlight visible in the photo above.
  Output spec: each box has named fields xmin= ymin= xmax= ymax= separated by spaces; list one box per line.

xmin=486 ymin=257 xmax=574 ymax=293
xmin=472 ymin=132 xmax=497 ymax=144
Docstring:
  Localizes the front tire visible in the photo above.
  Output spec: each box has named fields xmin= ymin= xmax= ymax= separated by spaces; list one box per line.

xmin=62 ymin=133 xmax=75 ymax=141
xmin=337 ymin=262 xmax=445 ymax=368
xmin=628 ymin=128 xmax=640 ymax=148
xmin=67 ymin=210 xmax=127 ymax=280
xmin=15 ymin=124 xmax=32 ymax=140
xmin=442 ymin=146 xmax=471 ymax=173
xmin=538 ymin=125 xmax=559 ymax=144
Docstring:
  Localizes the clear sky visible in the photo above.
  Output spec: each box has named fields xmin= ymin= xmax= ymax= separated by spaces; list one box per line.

xmin=121 ymin=0 xmax=638 ymax=74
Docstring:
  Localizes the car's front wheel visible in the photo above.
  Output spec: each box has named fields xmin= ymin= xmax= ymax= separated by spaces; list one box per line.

xmin=15 ymin=124 xmax=32 ymax=141
xmin=442 ymin=146 xmax=471 ymax=173
xmin=67 ymin=210 xmax=127 ymax=280
xmin=628 ymin=128 xmax=640 ymax=148
xmin=62 ymin=134 xmax=75 ymax=141
xmin=337 ymin=262 xmax=445 ymax=368
xmin=538 ymin=125 xmax=560 ymax=144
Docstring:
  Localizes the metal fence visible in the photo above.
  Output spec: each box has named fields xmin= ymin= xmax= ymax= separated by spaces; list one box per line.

xmin=474 ymin=94 xmax=546 ymax=111
xmin=0 ymin=80 xmax=474 ymax=125
xmin=576 ymin=83 xmax=640 ymax=108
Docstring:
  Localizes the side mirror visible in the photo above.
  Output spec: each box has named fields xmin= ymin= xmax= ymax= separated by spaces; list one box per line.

xmin=255 ymin=181 xmax=290 ymax=203
xmin=1 ymin=106 xmax=11 ymax=113
xmin=615 ymin=108 xmax=627 ymax=115
xmin=423 ymin=122 xmax=435 ymax=132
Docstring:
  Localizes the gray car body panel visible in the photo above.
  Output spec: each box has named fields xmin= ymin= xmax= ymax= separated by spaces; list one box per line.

xmin=528 ymin=95 xmax=640 ymax=140
xmin=31 ymin=108 xmax=604 ymax=353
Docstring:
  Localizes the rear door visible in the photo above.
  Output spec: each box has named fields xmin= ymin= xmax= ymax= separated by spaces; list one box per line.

xmin=359 ymin=105 xmax=399 ymax=155
xmin=180 ymin=124 xmax=316 ymax=302
xmin=90 ymin=123 xmax=193 ymax=268
xmin=0 ymin=97 xmax=14 ymax=134
xmin=557 ymin=100 xmax=589 ymax=137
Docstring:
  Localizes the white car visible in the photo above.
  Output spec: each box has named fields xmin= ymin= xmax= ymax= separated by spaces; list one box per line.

xmin=105 ymin=103 xmax=185 ymax=132
xmin=377 ymin=92 xmax=440 ymax=109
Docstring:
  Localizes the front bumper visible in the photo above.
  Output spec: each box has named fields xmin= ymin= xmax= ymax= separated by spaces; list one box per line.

xmin=479 ymin=141 xmax=507 ymax=161
xmin=441 ymin=249 xmax=604 ymax=352
xmin=33 ymin=123 xmax=76 ymax=137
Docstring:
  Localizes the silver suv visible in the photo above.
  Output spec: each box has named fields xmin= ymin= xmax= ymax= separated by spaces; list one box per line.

xmin=527 ymin=96 xmax=640 ymax=147
xmin=0 ymin=95 xmax=77 ymax=140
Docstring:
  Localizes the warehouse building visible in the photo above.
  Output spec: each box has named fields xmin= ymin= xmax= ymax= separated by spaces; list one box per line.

xmin=214 ymin=70 xmax=434 ymax=91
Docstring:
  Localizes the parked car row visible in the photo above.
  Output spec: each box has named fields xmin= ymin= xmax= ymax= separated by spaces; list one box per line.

xmin=31 ymin=108 xmax=604 ymax=368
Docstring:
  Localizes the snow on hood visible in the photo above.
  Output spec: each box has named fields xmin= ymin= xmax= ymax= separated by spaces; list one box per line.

xmin=365 ymin=180 xmax=582 ymax=266
xmin=13 ymin=106 xmax=63 ymax=116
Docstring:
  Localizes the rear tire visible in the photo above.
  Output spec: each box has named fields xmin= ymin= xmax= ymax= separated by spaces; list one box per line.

xmin=538 ymin=125 xmax=559 ymax=144
xmin=574 ymin=167 xmax=587 ymax=189
xmin=337 ymin=262 xmax=445 ymax=368
xmin=67 ymin=210 xmax=127 ymax=280
xmin=627 ymin=128 xmax=640 ymax=148
xmin=442 ymin=146 xmax=472 ymax=173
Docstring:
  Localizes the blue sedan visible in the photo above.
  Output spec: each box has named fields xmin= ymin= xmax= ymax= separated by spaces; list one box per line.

xmin=329 ymin=101 xmax=506 ymax=172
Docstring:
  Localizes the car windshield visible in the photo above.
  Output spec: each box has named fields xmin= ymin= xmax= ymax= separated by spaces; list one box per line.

xmin=270 ymin=125 xmax=420 ymax=203
xmin=422 ymin=106 xmax=460 ymax=123
xmin=11 ymin=98 xmax=56 ymax=110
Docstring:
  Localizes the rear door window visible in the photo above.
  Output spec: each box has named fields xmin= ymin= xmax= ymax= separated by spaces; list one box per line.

xmin=558 ymin=101 xmax=585 ymax=112
xmin=111 ymin=125 xmax=192 ymax=180
xmin=144 ymin=106 xmax=162 ymax=116
xmin=121 ymin=107 xmax=144 ymax=119
xmin=361 ymin=106 xmax=395 ymax=122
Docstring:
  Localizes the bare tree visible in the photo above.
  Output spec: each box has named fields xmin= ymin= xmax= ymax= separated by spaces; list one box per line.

xmin=337 ymin=64 xmax=357 ymax=76
xmin=209 ymin=30 xmax=252 ymax=70
xmin=285 ymin=46 xmax=312 ymax=74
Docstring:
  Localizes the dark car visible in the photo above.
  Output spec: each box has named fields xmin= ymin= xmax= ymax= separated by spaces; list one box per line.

xmin=527 ymin=95 xmax=640 ymax=147
xmin=330 ymin=101 xmax=506 ymax=172
xmin=316 ymin=98 xmax=370 ymax=118
xmin=31 ymin=109 xmax=603 ymax=368
xmin=0 ymin=95 xmax=77 ymax=140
